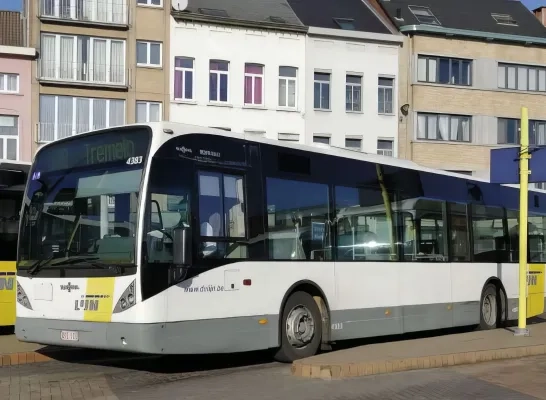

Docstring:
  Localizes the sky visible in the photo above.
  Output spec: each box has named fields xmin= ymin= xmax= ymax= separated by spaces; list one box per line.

xmin=0 ymin=0 xmax=542 ymax=13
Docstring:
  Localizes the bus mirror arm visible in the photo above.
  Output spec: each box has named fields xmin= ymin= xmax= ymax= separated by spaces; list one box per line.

xmin=173 ymin=226 xmax=192 ymax=266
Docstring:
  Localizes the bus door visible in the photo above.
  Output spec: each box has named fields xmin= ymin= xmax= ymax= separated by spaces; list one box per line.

xmin=527 ymin=213 xmax=546 ymax=317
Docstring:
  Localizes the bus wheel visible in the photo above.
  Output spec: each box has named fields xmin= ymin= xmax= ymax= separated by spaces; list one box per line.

xmin=274 ymin=291 xmax=322 ymax=363
xmin=479 ymin=283 xmax=499 ymax=330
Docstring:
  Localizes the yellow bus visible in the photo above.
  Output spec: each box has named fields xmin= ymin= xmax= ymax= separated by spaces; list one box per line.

xmin=0 ymin=161 xmax=29 ymax=329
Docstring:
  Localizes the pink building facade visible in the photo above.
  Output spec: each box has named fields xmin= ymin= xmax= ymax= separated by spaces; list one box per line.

xmin=0 ymin=46 xmax=35 ymax=162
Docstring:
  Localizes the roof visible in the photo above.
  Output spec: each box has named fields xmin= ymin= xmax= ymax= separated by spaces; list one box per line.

xmin=0 ymin=11 xmax=23 ymax=47
xmin=379 ymin=0 xmax=546 ymax=40
xmin=171 ymin=0 xmax=306 ymax=31
xmin=287 ymin=0 xmax=391 ymax=34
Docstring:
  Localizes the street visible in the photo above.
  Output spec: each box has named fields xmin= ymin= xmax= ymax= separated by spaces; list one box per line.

xmin=2 ymin=351 xmax=546 ymax=400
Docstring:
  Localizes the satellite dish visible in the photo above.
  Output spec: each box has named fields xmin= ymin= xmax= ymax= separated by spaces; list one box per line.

xmin=172 ymin=0 xmax=188 ymax=10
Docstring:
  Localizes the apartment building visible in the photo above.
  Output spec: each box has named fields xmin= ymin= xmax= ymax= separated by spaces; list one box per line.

xmin=288 ymin=0 xmax=402 ymax=155
xmin=378 ymin=0 xmax=546 ymax=177
xmin=169 ymin=0 xmax=402 ymax=154
xmin=26 ymin=0 xmax=171 ymax=155
xmin=0 ymin=11 xmax=35 ymax=162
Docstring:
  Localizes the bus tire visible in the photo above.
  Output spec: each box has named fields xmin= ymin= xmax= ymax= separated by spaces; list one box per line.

xmin=479 ymin=283 xmax=500 ymax=330
xmin=274 ymin=291 xmax=322 ymax=363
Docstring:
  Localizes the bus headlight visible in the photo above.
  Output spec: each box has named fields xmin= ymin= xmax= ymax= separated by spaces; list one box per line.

xmin=113 ymin=280 xmax=136 ymax=314
xmin=16 ymin=282 xmax=33 ymax=310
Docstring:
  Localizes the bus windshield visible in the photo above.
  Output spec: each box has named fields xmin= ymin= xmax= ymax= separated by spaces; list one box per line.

xmin=18 ymin=128 xmax=151 ymax=273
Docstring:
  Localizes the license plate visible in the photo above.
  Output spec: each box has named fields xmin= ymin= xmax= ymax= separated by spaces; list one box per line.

xmin=60 ymin=330 xmax=79 ymax=341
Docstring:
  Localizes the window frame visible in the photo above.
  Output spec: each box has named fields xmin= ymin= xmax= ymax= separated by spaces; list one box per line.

xmin=40 ymin=33 xmax=127 ymax=85
xmin=345 ymin=137 xmax=362 ymax=150
xmin=416 ymin=112 xmax=472 ymax=142
xmin=278 ymin=66 xmax=297 ymax=109
xmin=497 ymin=117 xmax=546 ymax=145
xmin=377 ymin=139 xmax=394 ymax=156
xmin=313 ymin=72 xmax=331 ymax=111
xmin=136 ymin=101 xmax=162 ymax=123
xmin=209 ymin=59 xmax=230 ymax=103
xmin=417 ymin=55 xmax=472 ymax=86
xmin=38 ymin=94 xmax=126 ymax=142
xmin=244 ymin=63 xmax=265 ymax=106
xmin=0 ymin=73 xmax=19 ymax=93
xmin=0 ymin=115 xmax=19 ymax=160
xmin=137 ymin=0 xmax=162 ymax=7
xmin=345 ymin=74 xmax=362 ymax=112
xmin=136 ymin=40 xmax=162 ymax=68
xmin=40 ymin=0 xmax=129 ymax=24
xmin=498 ymin=63 xmax=546 ymax=92
xmin=378 ymin=77 xmax=394 ymax=115
xmin=313 ymin=135 xmax=330 ymax=145
xmin=173 ymin=56 xmax=194 ymax=101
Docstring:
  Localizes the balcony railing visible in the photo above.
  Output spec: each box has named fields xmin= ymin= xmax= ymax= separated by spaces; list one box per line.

xmin=377 ymin=149 xmax=393 ymax=157
xmin=38 ymin=122 xmax=125 ymax=143
xmin=40 ymin=0 xmax=129 ymax=26
xmin=38 ymin=59 xmax=128 ymax=87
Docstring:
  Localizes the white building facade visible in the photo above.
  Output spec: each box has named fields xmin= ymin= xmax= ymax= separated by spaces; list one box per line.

xmin=169 ymin=20 xmax=307 ymax=143
xmin=305 ymin=27 xmax=403 ymax=156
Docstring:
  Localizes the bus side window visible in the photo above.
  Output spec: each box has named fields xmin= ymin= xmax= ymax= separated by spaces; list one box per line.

xmin=471 ymin=205 xmax=506 ymax=263
xmin=266 ymin=177 xmax=330 ymax=261
xmin=447 ymin=203 xmax=470 ymax=262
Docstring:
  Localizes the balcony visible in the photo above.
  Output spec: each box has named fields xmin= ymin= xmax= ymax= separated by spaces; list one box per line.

xmin=38 ymin=59 xmax=129 ymax=89
xmin=39 ymin=0 xmax=129 ymax=27
xmin=37 ymin=122 xmax=123 ymax=143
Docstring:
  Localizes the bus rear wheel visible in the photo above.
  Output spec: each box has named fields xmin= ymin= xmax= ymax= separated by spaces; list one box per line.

xmin=479 ymin=283 xmax=501 ymax=330
xmin=274 ymin=291 xmax=322 ymax=363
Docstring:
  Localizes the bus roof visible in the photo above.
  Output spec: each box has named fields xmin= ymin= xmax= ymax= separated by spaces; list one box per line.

xmin=32 ymin=121 xmax=536 ymax=194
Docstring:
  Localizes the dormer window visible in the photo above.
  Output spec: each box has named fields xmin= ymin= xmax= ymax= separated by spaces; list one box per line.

xmin=491 ymin=13 xmax=517 ymax=26
xmin=333 ymin=18 xmax=355 ymax=30
xmin=408 ymin=5 xmax=441 ymax=26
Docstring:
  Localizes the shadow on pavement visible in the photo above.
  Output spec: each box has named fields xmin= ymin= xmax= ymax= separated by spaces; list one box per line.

xmin=0 ymin=326 xmax=14 ymax=335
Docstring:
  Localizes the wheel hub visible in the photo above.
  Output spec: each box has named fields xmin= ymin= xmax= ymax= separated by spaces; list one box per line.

xmin=285 ymin=305 xmax=315 ymax=348
xmin=482 ymin=293 xmax=497 ymax=326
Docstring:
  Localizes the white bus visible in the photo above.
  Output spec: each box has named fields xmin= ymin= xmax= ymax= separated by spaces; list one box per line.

xmin=14 ymin=122 xmax=546 ymax=362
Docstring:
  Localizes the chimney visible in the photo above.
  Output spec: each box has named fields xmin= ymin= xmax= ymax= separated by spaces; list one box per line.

xmin=534 ymin=6 xmax=546 ymax=27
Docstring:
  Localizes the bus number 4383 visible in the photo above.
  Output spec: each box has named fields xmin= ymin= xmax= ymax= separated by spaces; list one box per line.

xmin=126 ymin=156 xmax=143 ymax=165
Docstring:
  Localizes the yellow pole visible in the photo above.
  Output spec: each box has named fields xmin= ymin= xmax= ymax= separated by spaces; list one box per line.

xmin=515 ymin=106 xmax=530 ymax=336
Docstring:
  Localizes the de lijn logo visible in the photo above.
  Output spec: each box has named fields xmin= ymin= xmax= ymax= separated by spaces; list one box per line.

xmin=60 ymin=282 xmax=80 ymax=293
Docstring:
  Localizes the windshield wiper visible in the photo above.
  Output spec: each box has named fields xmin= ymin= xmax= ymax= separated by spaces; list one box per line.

xmin=50 ymin=257 xmax=124 ymax=272
xmin=27 ymin=255 xmax=55 ymax=276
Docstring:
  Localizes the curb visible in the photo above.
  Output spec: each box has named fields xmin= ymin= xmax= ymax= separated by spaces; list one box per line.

xmin=291 ymin=343 xmax=546 ymax=379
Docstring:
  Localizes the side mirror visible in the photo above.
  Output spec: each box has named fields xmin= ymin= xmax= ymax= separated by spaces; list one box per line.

xmin=173 ymin=226 xmax=192 ymax=266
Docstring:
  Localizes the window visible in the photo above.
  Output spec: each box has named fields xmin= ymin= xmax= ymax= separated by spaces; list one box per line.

xmin=333 ymin=18 xmax=355 ymax=30
xmin=198 ymin=171 xmax=247 ymax=259
xmin=346 ymin=75 xmax=362 ymax=112
xmin=491 ymin=13 xmax=517 ymax=26
xmin=498 ymin=118 xmax=546 ymax=145
xmin=174 ymin=57 xmax=194 ymax=101
xmin=40 ymin=0 xmax=128 ymax=24
xmin=471 ymin=206 xmax=506 ymax=263
xmin=136 ymin=41 xmax=161 ymax=67
xmin=378 ymin=77 xmax=394 ymax=114
xmin=335 ymin=185 xmax=397 ymax=261
xmin=448 ymin=203 xmax=470 ymax=262
xmin=40 ymin=34 xmax=126 ymax=85
xmin=209 ymin=60 xmax=229 ymax=102
xmin=345 ymin=138 xmax=361 ymax=150
xmin=136 ymin=101 xmax=161 ymax=123
xmin=506 ymin=210 xmax=546 ymax=263
xmin=417 ymin=113 xmax=471 ymax=142
xmin=278 ymin=66 xmax=297 ymax=108
xmin=408 ymin=5 xmax=441 ymax=25
xmin=38 ymin=95 xmax=125 ymax=142
xmin=267 ymin=177 xmax=331 ymax=260
xmin=0 ymin=115 xmax=18 ymax=160
xmin=0 ymin=73 xmax=18 ymax=93
xmin=498 ymin=63 xmax=546 ymax=92
xmin=418 ymin=56 xmax=471 ymax=86
xmin=313 ymin=135 xmax=330 ymax=145
xmin=137 ymin=0 xmax=161 ymax=6
xmin=278 ymin=133 xmax=299 ymax=142
xmin=400 ymin=199 xmax=448 ymax=262
xmin=244 ymin=63 xmax=264 ymax=106
xmin=313 ymin=72 xmax=330 ymax=110
xmin=377 ymin=139 xmax=393 ymax=156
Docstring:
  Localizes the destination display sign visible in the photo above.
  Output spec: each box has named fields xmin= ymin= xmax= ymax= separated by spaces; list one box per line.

xmin=32 ymin=128 xmax=151 ymax=174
